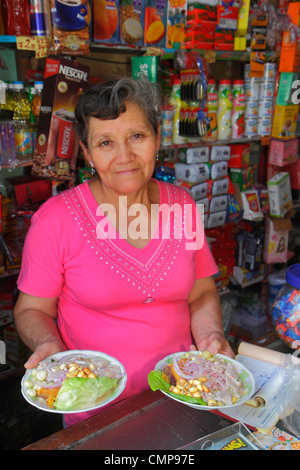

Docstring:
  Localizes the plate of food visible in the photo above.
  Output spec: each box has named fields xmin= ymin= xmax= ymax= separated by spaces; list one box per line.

xmin=148 ymin=351 xmax=255 ymax=410
xmin=21 ymin=350 xmax=127 ymax=414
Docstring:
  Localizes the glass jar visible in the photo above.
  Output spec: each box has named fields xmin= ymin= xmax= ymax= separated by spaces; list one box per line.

xmin=272 ymin=264 xmax=300 ymax=349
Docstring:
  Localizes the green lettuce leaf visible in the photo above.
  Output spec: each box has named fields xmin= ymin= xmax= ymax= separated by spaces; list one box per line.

xmin=148 ymin=370 xmax=207 ymax=406
xmin=55 ymin=376 xmax=119 ymax=411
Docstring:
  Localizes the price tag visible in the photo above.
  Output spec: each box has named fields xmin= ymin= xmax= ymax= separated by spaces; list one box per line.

xmin=35 ymin=37 xmax=50 ymax=58
xmin=16 ymin=36 xmax=37 ymax=51
xmin=16 ymin=35 xmax=50 ymax=58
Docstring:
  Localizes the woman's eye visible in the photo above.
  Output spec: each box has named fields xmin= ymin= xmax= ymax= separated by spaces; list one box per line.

xmin=100 ymin=140 xmax=111 ymax=148
xmin=133 ymin=133 xmax=143 ymax=140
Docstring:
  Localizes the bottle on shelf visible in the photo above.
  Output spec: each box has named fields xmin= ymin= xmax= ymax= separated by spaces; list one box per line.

xmin=2 ymin=0 xmax=31 ymax=36
xmin=10 ymin=82 xmax=31 ymax=121
xmin=231 ymin=80 xmax=246 ymax=139
xmin=10 ymin=82 xmax=33 ymax=161
xmin=217 ymin=80 xmax=233 ymax=141
xmin=29 ymin=81 xmax=43 ymax=124
xmin=202 ymin=78 xmax=218 ymax=142
xmin=170 ymin=78 xmax=187 ymax=145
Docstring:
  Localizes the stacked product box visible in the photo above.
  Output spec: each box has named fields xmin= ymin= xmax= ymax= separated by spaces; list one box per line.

xmin=271 ymin=70 xmax=300 ymax=139
xmin=173 ymin=145 xmax=233 ymax=229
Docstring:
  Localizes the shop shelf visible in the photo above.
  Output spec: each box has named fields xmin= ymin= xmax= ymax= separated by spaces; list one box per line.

xmin=0 ymin=35 xmax=17 ymax=43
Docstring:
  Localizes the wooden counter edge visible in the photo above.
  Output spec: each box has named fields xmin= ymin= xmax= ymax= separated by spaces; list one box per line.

xmin=22 ymin=389 xmax=163 ymax=450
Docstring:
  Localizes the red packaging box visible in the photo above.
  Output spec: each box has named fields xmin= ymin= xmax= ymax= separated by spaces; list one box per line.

xmin=214 ymin=28 xmax=235 ymax=50
xmin=217 ymin=5 xmax=239 ymax=30
xmin=187 ymin=4 xmax=217 ymax=24
xmin=185 ymin=21 xmax=215 ymax=48
xmin=269 ymin=138 xmax=299 ymax=167
xmin=5 ymin=176 xmax=52 ymax=205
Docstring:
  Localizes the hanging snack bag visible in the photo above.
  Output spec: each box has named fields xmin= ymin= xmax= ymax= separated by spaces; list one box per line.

xmin=49 ymin=0 xmax=91 ymax=55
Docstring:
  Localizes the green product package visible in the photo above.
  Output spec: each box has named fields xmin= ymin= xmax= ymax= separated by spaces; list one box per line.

xmin=131 ymin=56 xmax=161 ymax=83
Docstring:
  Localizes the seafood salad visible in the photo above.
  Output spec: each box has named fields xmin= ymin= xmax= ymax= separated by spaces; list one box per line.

xmin=22 ymin=352 xmax=126 ymax=412
xmin=148 ymin=351 xmax=250 ymax=407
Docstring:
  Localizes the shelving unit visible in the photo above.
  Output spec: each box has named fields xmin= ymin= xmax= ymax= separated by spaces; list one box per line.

xmin=0 ymin=25 xmax=299 ymax=346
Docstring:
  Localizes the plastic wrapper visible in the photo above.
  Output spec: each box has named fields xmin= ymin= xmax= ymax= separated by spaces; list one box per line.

xmin=276 ymin=354 xmax=300 ymax=440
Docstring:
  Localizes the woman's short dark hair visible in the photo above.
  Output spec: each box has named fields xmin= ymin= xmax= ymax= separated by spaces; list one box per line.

xmin=73 ymin=76 xmax=161 ymax=147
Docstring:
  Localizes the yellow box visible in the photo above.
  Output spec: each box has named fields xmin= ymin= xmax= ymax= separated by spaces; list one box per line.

xmin=237 ymin=0 xmax=250 ymax=36
xmin=271 ymin=104 xmax=299 ymax=139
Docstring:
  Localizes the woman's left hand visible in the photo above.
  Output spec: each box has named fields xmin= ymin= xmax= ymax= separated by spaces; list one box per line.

xmin=190 ymin=331 xmax=235 ymax=359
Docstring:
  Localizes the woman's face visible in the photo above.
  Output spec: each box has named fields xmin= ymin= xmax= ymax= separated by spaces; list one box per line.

xmin=82 ymin=101 xmax=160 ymax=195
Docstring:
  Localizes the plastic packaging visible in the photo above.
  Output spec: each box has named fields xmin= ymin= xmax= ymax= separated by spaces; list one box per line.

xmin=268 ymin=269 xmax=286 ymax=314
xmin=231 ymin=80 xmax=246 ymax=139
xmin=277 ymin=355 xmax=300 ymax=440
xmin=2 ymin=0 xmax=31 ymax=36
xmin=217 ymin=80 xmax=233 ymax=140
xmin=272 ymin=264 xmax=300 ymax=348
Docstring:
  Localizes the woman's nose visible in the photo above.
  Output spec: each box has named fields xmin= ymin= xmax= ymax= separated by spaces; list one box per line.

xmin=116 ymin=142 xmax=134 ymax=163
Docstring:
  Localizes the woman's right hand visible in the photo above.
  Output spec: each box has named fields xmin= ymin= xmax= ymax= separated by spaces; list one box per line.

xmin=24 ymin=337 xmax=66 ymax=370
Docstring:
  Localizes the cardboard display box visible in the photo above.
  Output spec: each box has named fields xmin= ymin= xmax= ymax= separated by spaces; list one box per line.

xmin=32 ymin=57 xmax=89 ymax=182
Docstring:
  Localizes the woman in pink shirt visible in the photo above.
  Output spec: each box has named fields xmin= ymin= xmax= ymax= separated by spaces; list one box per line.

xmin=14 ymin=76 xmax=233 ymax=426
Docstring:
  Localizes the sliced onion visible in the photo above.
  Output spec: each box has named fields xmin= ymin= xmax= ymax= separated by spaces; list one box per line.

xmin=172 ymin=356 xmax=201 ymax=380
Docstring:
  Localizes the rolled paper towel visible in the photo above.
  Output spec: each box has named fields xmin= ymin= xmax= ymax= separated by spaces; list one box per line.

xmin=238 ymin=342 xmax=288 ymax=367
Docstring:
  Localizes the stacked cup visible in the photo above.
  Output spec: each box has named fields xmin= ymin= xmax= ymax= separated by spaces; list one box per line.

xmin=258 ymin=63 xmax=276 ymax=137
xmin=244 ymin=64 xmax=260 ymax=137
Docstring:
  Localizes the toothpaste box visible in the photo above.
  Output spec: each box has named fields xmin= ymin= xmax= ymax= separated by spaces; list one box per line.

xmin=267 ymin=171 xmax=293 ymax=217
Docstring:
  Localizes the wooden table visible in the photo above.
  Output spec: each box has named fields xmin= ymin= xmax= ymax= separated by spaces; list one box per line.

xmin=22 ymin=389 xmax=233 ymax=450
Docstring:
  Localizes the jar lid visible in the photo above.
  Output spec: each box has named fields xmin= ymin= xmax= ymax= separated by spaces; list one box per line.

xmin=286 ymin=264 xmax=300 ymax=289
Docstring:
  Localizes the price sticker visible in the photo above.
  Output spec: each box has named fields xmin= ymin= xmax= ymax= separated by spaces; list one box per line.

xmin=16 ymin=36 xmax=37 ymax=51
xmin=16 ymin=36 xmax=50 ymax=58
xmin=35 ymin=37 xmax=50 ymax=58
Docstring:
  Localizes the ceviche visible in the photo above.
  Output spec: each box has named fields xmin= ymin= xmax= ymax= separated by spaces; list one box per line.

xmin=148 ymin=351 xmax=252 ymax=408
xmin=22 ymin=351 xmax=126 ymax=412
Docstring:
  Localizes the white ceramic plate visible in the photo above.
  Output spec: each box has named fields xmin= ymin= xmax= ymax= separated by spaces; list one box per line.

xmin=21 ymin=350 xmax=127 ymax=414
xmin=154 ymin=352 xmax=255 ymax=410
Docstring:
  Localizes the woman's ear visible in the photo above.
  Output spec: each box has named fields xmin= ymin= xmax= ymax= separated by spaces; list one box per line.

xmin=156 ymin=123 xmax=161 ymax=152
xmin=80 ymin=141 xmax=91 ymax=164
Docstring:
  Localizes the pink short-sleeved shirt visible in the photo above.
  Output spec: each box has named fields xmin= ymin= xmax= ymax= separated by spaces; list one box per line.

xmin=17 ymin=180 xmax=218 ymax=425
